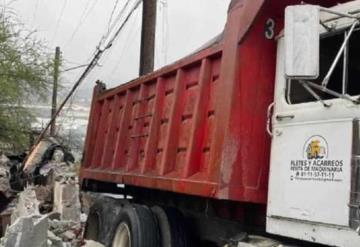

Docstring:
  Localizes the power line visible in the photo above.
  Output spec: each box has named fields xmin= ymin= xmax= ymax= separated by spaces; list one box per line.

xmin=52 ymin=0 xmax=68 ymax=43
xmin=110 ymin=8 xmax=141 ymax=75
xmin=65 ymin=0 xmax=98 ymax=47
xmin=105 ymin=0 xmax=132 ymax=40
xmin=24 ymin=0 xmax=143 ymax=169
xmin=107 ymin=0 xmax=120 ymax=33
xmin=99 ymin=1 xmax=140 ymax=77
xmin=98 ymin=0 xmax=140 ymax=73
xmin=62 ymin=64 xmax=90 ymax=72
xmin=96 ymin=0 xmax=132 ymax=71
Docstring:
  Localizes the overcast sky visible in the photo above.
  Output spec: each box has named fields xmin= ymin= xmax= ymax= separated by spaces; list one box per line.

xmin=5 ymin=0 xmax=230 ymax=97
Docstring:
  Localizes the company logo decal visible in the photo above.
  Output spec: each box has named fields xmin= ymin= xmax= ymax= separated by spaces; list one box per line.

xmin=290 ymin=135 xmax=344 ymax=183
xmin=304 ymin=136 xmax=328 ymax=160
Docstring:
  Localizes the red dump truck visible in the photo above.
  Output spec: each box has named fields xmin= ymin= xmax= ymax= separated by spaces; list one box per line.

xmin=80 ymin=0 xmax=360 ymax=246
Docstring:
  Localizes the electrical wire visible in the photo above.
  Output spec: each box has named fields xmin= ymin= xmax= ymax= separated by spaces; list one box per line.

xmin=24 ymin=0 xmax=143 ymax=168
xmin=104 ymin=0 xmax=132 ymax=42
xmin=96 ymin=0 xmax=134 ymax=75
xmin=110 ymin=8 xmax=141 ymax=75
xmin=107 ymin=0 xmax=121 ymax=33
xmin=65 ymin=0 xmax=98 ymax=47
xmin=97 ymin=0 xmax=141 ymax=78
xmin=52 ymin=0 xmax=67 ymax=43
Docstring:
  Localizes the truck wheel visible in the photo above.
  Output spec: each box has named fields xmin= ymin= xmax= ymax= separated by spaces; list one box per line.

xmin=111 ymin=204 xmax=160 ymax=247
xmin=84 ymin=196 xmax=129 ymax=246
xmin=84 ymin=200 xmax=103 ymax=241
xmin=151 ymin=206 xmax=189 ymax=247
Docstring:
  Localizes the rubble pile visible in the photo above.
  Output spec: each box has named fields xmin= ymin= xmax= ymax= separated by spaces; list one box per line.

xmin=0 ymin=155 xmax=14 ymax=208
xmin=0 ymin=139 xmax=103 ymax=247
xmin=0 ymin=186 xmax=88 ymax=247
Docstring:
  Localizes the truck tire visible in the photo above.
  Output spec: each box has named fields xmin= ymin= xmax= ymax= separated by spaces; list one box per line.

xmin=84 ymin=200 xmax=103 ymax=242
xmin=151 ymin=206 xmax=189 ymax=247
xmin=111 ymin=204 xmax=160 ymax=247
xmin=84 ymin=196 xmax=129 ymax=246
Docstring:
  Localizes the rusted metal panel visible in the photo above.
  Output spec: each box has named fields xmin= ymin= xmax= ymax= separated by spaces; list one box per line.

xmin=81 ymin=0 xmax=347 ymax=203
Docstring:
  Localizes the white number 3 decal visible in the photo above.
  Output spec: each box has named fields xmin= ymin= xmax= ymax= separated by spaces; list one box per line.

xmin=265 ymin=18 xmax=275 ymax=40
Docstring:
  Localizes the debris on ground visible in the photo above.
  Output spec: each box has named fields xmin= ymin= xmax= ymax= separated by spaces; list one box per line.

xmin=10 ymin=187 xmax=40 ymax=223
xmin=83 ymin=240 xmax=105 ymax=247
xmin=23 ymin=138 xmax=74 ymax=174
xmin=0 ymin=155 xmax=13 ymax=203
xmin=1 ymin=214 xmax=48 ymax=247
xmin=53 ymin=174 xmax=81 ymax=222
xmin=0 ymin=141 xmax=101 ymax=247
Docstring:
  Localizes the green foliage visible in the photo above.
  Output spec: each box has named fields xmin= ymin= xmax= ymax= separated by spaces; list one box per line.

xmin=0 ymin=11 xmax=53 ymax=152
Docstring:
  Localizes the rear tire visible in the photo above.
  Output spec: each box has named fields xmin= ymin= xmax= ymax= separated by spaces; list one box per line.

xmin=151 ymin=206 xmax=189 ymax=247
xmin=84 ymin=200 xmax=103 ymax=242
xmin=84 ymin=196 xmax=129 ymax=246
xmin=111 ymin=204 xmax=160 ymax=247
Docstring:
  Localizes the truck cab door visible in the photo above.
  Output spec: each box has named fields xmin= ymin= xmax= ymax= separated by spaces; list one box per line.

xmin=266 ymin=33 xmax=360 ymax=246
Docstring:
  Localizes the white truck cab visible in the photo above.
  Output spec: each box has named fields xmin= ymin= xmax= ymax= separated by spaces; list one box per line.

xmin=268 ymin=1 xmax=360 ymax=246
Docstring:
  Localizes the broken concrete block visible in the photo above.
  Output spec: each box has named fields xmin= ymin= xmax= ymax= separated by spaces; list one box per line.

xmin=53 ymin=181 xmax=81 ymax=222
xmin=52 ymin=149 xmax=65 ymax=163
xmin=32 ymin=215 xmax=49 ymax=246
xmin=0 ymin=155 xmax=9 ymax=166
xmin=48 ymin=230 xmax=63 ymax=247
xmin=49 ymin=219 xmax=79 ymax=235
xmin=84 ymin=240 xmax=105 ymax=247
xmin=3 ymin=215 xmax=48 ymax=247
xmin=11 ymin=187 xmax=40 ymax=224
xmin=0 ymin=155 xmax=11 ymax=199
xmin=62 ymin=230 xmax=76 ymax=241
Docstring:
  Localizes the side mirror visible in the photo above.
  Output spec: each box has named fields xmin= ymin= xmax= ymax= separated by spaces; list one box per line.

xmin=285 ymin=5 xmax=320 ymax=79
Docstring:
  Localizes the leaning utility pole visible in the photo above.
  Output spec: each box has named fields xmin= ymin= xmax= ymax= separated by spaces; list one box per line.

xmin=50 ymin=46 xmax=61 ymax=136
xmin=139 ymin=0 xmax=157 ymax=76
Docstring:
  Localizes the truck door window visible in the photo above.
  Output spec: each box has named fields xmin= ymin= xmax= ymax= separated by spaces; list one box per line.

xmin=347 ymin=29 xmax=360 ymax=96
xmin=287 ymin=29 xmax=360 ymax=104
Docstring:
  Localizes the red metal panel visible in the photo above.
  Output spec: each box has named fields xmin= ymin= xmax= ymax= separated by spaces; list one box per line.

xmin=101 ymin=94 xmax=123 ymax=169
xmin=160 ymin=70 xmax=185 ymax=175
xmin=83 ymin=84 xmax=104 ymax=168
xmin=128 ymin=85 xmax=147 ymax=172
xmin=90 ymin=99 xmax=110 ymax=168
xmin=143 ymin=78 xmax=165 ymax=174
xmin=81 ymin=0 xmax=350 ymax=203
xmin=112 ymin=90 xmax=135 ymax=170
xmin=183 ymin=59 xmax=212 ymax=178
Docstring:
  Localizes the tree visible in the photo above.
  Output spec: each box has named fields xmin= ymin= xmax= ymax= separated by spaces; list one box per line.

xmin=0 ymin=10 xmax=52 ymax=152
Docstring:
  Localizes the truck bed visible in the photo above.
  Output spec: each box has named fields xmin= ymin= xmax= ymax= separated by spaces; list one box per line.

xmin=81 ymin=0 xmax=277 ymax=204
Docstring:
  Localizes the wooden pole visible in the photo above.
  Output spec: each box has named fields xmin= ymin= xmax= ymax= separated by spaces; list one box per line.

xmin=50 ymin=46 xmax=61 ymax=136
xmin=139 ymin=0 xmax=157 ymax=76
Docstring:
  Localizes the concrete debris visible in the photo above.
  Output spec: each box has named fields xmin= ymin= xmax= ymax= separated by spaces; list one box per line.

xmin=0 ymin=155 xmax=11 ymax=200
xmin=0 ymin=155 xmax=9 ymax=166
xmin=2 ymin=214 xmax=48 ymax=247
xmin=48 ymin=230 xmax=63 ymax=247
xmin=1 ymin=180 xmax=85 ymax=246
xmin=48 ymin=219 xmax=83 ymax=246
xmin=24 ymin=138 xmax=74 ymax=175
xmin=62 ymin=230 xmax=76 ymax=241
xmin=10 ymin=187 xmax=40 ymax=224
xmin=53 ymin=174 xmax=81 ymax=222
xmin=83 ymin=240 xmax=105 ymax=247
xmin=40 ymin=162 xmax=71 ymax=178
xmin=34 ymin=185 xmax=53 ymax=213
xmin=0 ymin=143 xmax=88 ymax=247
xmin=224 ymin=235 xmax=282 ymax=247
